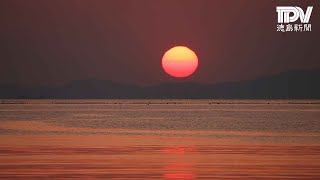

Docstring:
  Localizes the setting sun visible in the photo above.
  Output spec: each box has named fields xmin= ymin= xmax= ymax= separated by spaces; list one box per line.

xmin=162 ymin=46 xmax=199 ymax=78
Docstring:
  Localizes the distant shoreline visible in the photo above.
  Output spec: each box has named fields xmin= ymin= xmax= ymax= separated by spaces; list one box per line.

xmin=1 ymin=99 xmax=320 ymax=105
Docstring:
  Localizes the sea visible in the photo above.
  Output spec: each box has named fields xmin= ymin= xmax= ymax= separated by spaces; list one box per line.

xmin=0 ymin=99 xmax=319 ymax=179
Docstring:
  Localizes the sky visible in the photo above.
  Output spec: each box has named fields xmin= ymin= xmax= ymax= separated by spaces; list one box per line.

xmin=0 ymin=0 xmax=319 ymax=86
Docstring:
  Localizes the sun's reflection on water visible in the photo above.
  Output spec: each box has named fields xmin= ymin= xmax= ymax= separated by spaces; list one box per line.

xmin=163 ymin=146 xmax=196 ymax=179
xmin=163 ymin=173 xmax=195 ymax=179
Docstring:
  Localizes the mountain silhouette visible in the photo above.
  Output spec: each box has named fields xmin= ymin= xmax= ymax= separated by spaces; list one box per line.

xmin=1 ymin=69 xmax=319 ymax=99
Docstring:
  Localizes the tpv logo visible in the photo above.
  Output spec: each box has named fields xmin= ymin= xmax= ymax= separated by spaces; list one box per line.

xmin=276 ymin=6 xmax=313 ymax=32
xmin=277 ymin=6 xmax=313 ymax=23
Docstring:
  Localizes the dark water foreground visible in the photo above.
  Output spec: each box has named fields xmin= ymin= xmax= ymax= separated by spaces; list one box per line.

xmin=0 ymin=100 xmax=319 ymax=179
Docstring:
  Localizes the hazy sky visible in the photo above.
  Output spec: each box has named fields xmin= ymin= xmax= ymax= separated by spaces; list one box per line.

xmin=1 ymin=0 xmax=319 ymax=86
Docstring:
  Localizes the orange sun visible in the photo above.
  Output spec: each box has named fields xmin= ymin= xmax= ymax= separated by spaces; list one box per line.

xmin=162 ymin=46 xmax=199 ymax=78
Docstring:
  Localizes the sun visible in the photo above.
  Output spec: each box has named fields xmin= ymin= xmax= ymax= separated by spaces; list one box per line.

xmin=162 ymin=46 xmax=199 ymax=78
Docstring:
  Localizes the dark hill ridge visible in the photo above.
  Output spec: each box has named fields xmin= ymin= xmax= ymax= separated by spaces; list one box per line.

xmin=1 ymin=69 xmax=319 ymax=99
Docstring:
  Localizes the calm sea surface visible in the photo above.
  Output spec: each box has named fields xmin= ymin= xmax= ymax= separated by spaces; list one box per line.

xmin=0 ymin=100 xmax=319 ymax=179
